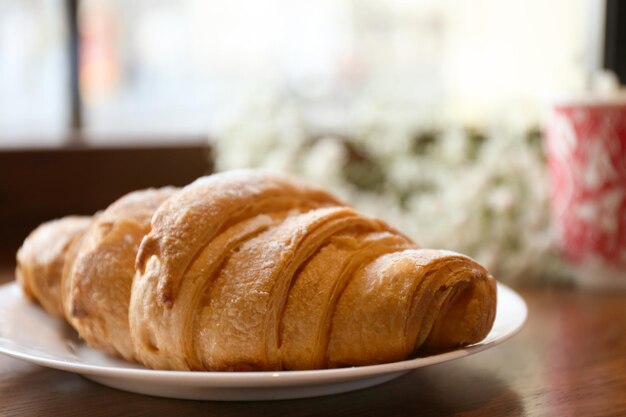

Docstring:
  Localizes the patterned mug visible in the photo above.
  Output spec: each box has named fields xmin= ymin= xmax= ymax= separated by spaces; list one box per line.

xmin=545 ymin=96 xmax=626 ymax=289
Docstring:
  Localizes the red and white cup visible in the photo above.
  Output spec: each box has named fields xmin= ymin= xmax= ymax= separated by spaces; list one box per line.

xmin=545 ymin=96 xmax=626 ymax=289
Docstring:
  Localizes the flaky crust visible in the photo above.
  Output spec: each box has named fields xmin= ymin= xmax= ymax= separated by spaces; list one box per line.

xmin=16 ymin=216 xmax=92 ymax=317
xmin=327 ymin=249 xmax=497 ymax=367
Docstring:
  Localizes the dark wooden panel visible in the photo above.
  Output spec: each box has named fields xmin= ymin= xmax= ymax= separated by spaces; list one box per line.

xmin=0 ymin=144 xmax=212 ymax=255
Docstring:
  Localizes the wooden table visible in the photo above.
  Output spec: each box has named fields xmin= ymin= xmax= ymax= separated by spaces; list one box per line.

xmin=1 ymin=263 xmax=625 ymax=417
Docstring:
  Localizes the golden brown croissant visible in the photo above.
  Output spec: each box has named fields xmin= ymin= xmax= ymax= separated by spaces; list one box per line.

xmin=63 ymin=188 xmax=176 ymax=361
xmin=16 ymin=170 xmax=497 ymax=372
xmin=16 ymin=216 xmax=92 ymax=318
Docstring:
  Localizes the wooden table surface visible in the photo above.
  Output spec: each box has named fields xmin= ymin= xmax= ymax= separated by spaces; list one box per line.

xmin=1 ymin=263 xmax=625 ymax=417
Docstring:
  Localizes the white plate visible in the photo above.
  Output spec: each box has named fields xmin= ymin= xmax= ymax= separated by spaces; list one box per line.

xmin=0 ymin=281 xmax=526 ymax=401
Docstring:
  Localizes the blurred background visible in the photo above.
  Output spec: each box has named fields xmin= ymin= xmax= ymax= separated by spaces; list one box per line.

xmin=1 ymin=0 xmax=624 ymax=283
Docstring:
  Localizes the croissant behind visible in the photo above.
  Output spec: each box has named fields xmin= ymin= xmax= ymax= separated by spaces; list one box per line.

xmin=63 ymin=188 xmax=176 ymax=361
xmin=16 ymin=216 xmax=92 ymax=318
xmin=16 ymin=169 xmax=497 ymax=372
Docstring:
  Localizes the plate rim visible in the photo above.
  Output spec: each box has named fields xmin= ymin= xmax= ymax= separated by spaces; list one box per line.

xmin=0 ymin=281 xmax=527 ymax=385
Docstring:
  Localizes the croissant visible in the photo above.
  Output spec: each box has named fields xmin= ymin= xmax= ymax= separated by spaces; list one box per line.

xmin=16 ymin=169 xmax=497 ymax=371
xmin=16 ymin=216 xmax=92 ymax=318
xmin=62 ymin=188 xmax=177 ymax=361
